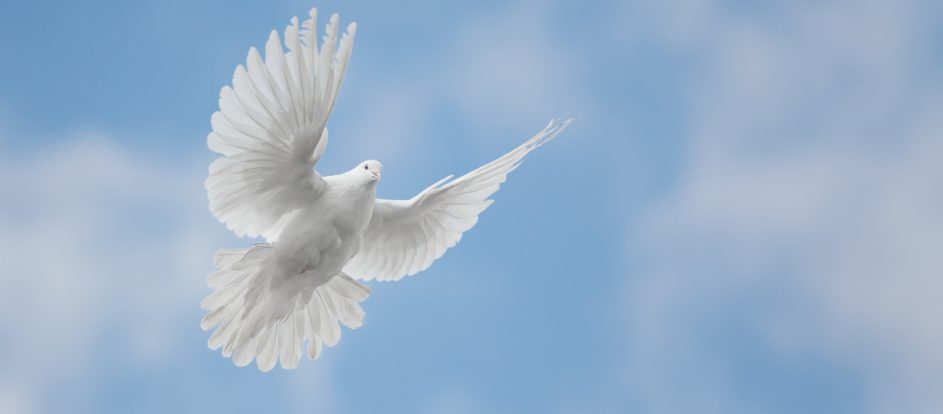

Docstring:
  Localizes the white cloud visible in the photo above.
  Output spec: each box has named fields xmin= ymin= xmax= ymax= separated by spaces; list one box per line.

xmin=0 ymin=132 xmax=215 ymax=410
xmin=0 ymin=382 xmax=34 ymax=414
xmin=331 ymin=81 xmax=441 ymax=174
xmin=419 ymin=387 xmax=481 ymax=414
xmin=417 ymin=385 xmax=515 ymax=414
xmin=340 ymin=0 xmax=588 ymax=163
xmin=0 ymin=130 xmax=337 ymax=413
xmin=621 ymin=0 xmax=943 ymax=412
xmin=442 ymin=1 xmax=586 ymax=130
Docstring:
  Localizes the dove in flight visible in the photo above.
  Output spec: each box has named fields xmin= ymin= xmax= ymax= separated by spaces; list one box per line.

xmin=201 ymin=8 xmax=571 ymax=371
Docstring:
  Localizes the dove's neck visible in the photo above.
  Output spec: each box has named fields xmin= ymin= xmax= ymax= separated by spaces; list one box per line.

xmin=325 ymin=171 xmax=378 ymax=196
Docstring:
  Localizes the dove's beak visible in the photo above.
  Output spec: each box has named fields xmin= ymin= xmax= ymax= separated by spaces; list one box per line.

xmin=370 ymin=171 xmax=380 ymax=180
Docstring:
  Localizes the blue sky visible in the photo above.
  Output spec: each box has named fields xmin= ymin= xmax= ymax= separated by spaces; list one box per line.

xmin=1 ymin=1 xmax=941 ymax=413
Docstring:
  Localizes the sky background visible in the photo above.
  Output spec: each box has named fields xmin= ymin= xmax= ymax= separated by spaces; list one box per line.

xmin=1 ymin=0 xmax=941 ymax=413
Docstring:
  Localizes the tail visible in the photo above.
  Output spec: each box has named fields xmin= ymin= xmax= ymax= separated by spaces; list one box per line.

xmin=200 ymin=244 xmax=370 ymax=371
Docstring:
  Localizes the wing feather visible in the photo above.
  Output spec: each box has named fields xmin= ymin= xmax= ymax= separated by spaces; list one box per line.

xmin=206 ymin=9 xmax=356 ymax=240
xmin=343 ymin=119 xmax=571 ymax=281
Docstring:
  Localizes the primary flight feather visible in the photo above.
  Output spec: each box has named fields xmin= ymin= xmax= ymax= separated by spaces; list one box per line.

xmin=202 ymin=7 xmax=571 ymax=371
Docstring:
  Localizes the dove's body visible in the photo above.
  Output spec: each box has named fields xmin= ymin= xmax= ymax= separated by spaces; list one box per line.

xmin=272 ymin=173 xmax=376 ymax=283
xmin=201 ymin=8 xmax=570 ymax=371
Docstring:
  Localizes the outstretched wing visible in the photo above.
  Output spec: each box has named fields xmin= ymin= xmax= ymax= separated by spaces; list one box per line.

xmin=343 ymin=119 xmax=572 ymax=281
xmin=206 ymin=9 xmax=356 ymax=240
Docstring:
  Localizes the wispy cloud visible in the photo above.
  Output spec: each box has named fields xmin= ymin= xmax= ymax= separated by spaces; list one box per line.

xmin=440 ymin=1 xmax=588 ymax=131
xmin=621 ymin=0 xmax=943 ymax=412
xmin=0 ymin=131 xmax=214 ymax=412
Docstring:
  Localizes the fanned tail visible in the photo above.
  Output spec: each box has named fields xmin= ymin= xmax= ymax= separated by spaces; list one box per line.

xmin=201 ymin=244 xmax=370 ymax=371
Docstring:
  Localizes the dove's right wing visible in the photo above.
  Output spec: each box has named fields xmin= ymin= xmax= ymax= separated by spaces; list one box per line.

xmin=206 ymin=9 xmax=355 ymax=240
xmin=343 ymin=119 xmax=572 ymax=281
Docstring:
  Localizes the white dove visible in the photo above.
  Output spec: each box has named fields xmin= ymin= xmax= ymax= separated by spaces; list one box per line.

xmin=201 ymin=8 xmax=571 ymax=371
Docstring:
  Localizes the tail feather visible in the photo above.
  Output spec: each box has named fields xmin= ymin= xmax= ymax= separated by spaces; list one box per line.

xmin=326 ymin=273 xmax=370 ymax=301
xmin=209 ymin=310 xmax=240 ymax=351
xmin=303 ymin=306 xmax=323 ymax=360
xmin=255 ymin=325 xmax=278 ymax=372
xmin=313 ymin=288 xmax=342 ymax=347
xmin=255 ymin=324 xmax=278 ymax=372
xmin=277 ymin=315 xmax=303 ymax=370
xmin=234 ymin=335 xmax=258 ymax=367
xmin=202 ymin=244 xmax=370 ymax=371
xmin=213 ymin=248 xmax=249 ymax=268
xmin=331 ymin=291 xmax=365 ymax=329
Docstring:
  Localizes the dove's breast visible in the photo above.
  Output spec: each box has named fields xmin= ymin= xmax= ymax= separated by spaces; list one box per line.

xmin=271 ymin=182 xmax=376 ymax=287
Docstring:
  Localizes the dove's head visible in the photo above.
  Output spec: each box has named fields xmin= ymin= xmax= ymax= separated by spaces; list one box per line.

xmin=356 ymin=160 xmax=383 ymax=182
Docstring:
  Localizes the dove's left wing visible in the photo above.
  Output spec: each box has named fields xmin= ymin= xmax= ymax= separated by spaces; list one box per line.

xmin=206 ymin=10 xmax=355 ymax=240
xmin=343 ymin=119 xmax=572 ymax=281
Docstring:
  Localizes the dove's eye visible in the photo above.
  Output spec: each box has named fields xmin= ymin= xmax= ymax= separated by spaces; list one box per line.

xmin=364 ymin=165 xmax=368 ymax=170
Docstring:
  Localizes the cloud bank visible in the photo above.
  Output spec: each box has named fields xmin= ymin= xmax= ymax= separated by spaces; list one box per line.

xmin=622 ymin=1 xmax=943 ymax=413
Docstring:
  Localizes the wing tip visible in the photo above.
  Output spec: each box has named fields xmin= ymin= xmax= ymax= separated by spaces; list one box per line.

xmin=531 ymin=116 xmax=573 ymax=149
